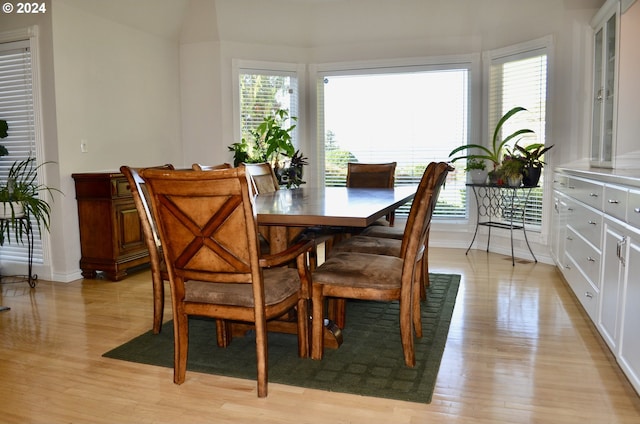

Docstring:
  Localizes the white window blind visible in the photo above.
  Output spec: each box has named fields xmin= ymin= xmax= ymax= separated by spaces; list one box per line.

xmin=317 ymin=67 xmax=470 ymax=218
xmin=488 ymin=47 xmax=548 ymax=227
xmin=0 ymin=39 xmax=44 ymax=264
xmin=238 ymin=68 xmax=299 ymax=150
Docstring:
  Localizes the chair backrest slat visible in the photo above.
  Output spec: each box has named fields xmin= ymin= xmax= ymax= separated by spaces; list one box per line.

xmin=192 ymin=163 xmax=232 ymax=171
xmin=243 ymin=162 xmax=280 ymax=195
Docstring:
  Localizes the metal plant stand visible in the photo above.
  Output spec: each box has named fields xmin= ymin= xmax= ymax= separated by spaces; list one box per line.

xmin=0 ymin=215 xmax=37 ymax=289
xmin=466 ymin=184 xmax=537 ymax=266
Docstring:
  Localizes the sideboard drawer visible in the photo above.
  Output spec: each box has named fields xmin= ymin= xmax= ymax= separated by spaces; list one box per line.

xmin=115 ymin=178 xmax=133 ymax=198
xmin=567 ymin=176 xmax=604 ymax=210
xmin=567 ymin=201 xmax=603 ymax=248
xmin=564 ymin=254 xmax=600 ymax=322
xmin=627 ymin=189 xmax=640 ymax=228
xmin=604 ymin=184 xmax=628 ymax=222
xmin=565 ymin=226 xmax=601 ymax=287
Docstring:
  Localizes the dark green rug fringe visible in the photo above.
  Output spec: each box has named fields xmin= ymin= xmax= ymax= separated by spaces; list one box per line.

xmin=103 ymin=273 xmax=460 ymax=403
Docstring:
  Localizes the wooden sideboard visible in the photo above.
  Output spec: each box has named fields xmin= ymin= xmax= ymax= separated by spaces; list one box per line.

xmin=72 ymin=172 xmax=149 ymax=281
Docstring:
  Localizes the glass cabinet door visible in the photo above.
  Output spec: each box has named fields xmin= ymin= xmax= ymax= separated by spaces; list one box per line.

xmin=591 ymin=6 xmax=618 ymax=168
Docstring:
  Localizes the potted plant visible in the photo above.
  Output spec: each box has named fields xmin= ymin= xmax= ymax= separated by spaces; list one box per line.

xmin=0 ymin=158 xmax=59 ymax=245
xmin=500 ymin=154 xmax=525 ymax=187
xmin=449 ymin=106 xmax=534 ymax=170
xmin=228 ymin=109 xmax=307 ymax=188
xmin=465 ymin=158 xmax=488 ymax=184
xmin=514 ymin=142 xmax=553 ymax=186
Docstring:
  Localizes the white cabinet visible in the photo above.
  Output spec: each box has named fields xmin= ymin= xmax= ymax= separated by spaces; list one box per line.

xmin=600 ymin=216 xmax=640 ymax=394
xmin=600 ymin=218 xmax=625 ymax=351
xmin=619 ymin=234 xmax=640 ymax=394
xmin=590 ymin=0 xmax=620 ymax=168
xmin=553 ymin=168 xmax=640 ymax=395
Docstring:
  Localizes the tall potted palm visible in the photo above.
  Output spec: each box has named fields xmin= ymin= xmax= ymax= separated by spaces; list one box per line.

xmin=0 ymin=158 xmax=59 ymax=245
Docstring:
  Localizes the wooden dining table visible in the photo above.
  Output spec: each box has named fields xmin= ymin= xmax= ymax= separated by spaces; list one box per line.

xmin=255 ymin=185 xmax=418 ymax=253
xmin=252 ymin=185 xmax=418 ymax=348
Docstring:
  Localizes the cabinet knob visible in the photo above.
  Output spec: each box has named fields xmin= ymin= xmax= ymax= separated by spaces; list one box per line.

xmin=566 ymin=236 xmax=573 ymax=241
xmin=635 ymin=207 xmax=640 ymax=214
xmin=588 ymin=220 xmax=597 ymax=225
xmin=587 ymin=256 xmax=596 ymax=262
xmin=585 ymin=292 xmax=594 ymax=299
xmin=608 ymin=199 xmax=620 ymax=204
xmin=589 ymin=193 xmax=598 ymax=197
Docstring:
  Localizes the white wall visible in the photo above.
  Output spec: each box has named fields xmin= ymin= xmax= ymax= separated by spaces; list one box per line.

xmin=50 ymin=0 xmax=183 ymax=280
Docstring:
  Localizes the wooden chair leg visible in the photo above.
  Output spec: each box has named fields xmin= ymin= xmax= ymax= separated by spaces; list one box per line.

xmin=173 ymin=313 xmax=189 ymax=384
xmin=296 ymin=297 xmax=309 ymax=358
xmin=413 ymin=266 xmax=423 ymax=338
xmin=399 ymin=299 xmax=416 ymax=368
xmin=215 ymin=319 xmax=231 ymax=347
xmin=254 ymin=315 xmax=268 ymax=398
xmin=151 ymin=272 xmax=164 ymax=334
xmin=328 ymin=298 xmax=347 ymax=328
xmin=311 ymin=285 xmax=325 ymax=360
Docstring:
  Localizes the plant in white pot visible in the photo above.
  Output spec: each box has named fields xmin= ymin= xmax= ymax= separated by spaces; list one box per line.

xmin=465 ymin=158 xmax=488 ymax=184
xmin=0 ymin=158 xmax=60 ymax=245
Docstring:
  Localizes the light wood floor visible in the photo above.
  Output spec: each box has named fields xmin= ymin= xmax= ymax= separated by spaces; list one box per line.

xmin=1 ymin=248 xmax=639 ymax=423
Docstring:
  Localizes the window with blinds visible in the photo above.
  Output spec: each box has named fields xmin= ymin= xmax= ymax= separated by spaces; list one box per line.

xmin=487 ymin=43 xmax=548 ymax=228
xmin=238 ymin=68 xmax=299 ymax=151
xmin=317 ymin=67 xmax=470 ymax=218
xmin=0 ymin=39 xmax=45 ymax=264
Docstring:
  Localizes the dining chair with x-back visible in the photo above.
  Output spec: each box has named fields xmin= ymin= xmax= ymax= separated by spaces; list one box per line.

xmin=139 ymin=166 xmax=313 ymax=398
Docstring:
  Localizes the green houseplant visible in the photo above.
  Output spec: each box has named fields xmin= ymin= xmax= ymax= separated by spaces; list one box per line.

xmin=228 ymin=109 xmax=307 ymax=188
xmin=514 ymin=142 xmax=553 ymax=186
xmin=499 ymin=154 xmax=525 ymax=187
xmin=0 ymin=157 xmax=59 ymax=245
xmin=449 ymin=106 xmax=534 ymax=169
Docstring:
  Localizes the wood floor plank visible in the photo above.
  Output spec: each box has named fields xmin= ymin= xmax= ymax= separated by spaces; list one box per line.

xmin=1 ymin=248 xmax=639 ymax=423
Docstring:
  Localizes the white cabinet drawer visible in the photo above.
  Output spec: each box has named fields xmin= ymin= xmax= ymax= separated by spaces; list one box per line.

xmin=567 ymin=176 xmax=604 ymax=210
xmin=604 ymin=184 xmax=628 ymax=222
xmin=565 ymin=227 xmax=601 ymax=287
xmin=553 ymin=173 xmax=569 ymax=194
xmin=628 ymin=189 xmax=640 ymax=228
xmin=566 ymin=200 xmax=602 ymax=248
xmin=563 ymin=254 xmax=600 ymax=322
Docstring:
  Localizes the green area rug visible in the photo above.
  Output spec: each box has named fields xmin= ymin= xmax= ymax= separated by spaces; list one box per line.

xmin=103 ymin=273 xmax=460 ymax=403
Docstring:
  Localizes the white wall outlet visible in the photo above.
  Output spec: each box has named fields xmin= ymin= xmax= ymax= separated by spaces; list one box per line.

xmin=81 ymin=139 xmax=88 ymax=153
